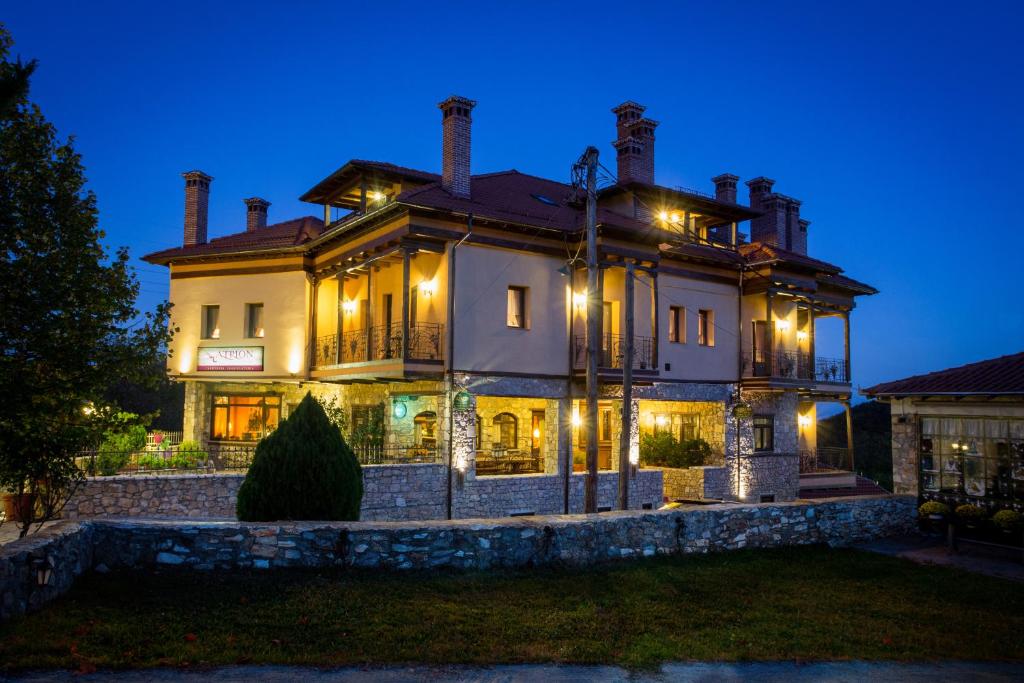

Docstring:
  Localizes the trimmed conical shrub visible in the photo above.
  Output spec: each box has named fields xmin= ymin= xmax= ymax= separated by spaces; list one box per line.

xmin=236 ymin=392 xmax=363 ymax=521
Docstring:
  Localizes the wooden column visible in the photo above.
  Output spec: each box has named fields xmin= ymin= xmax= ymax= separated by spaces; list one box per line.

xmin=359 ymin=179 xmax=367 ymax=214
xmin=323 ymin=204 xmax=331 ymax=227
xmin=618 ymin=262 xmax=635 ymax=510
xmin=365 ymin=267 xmax=374 ymax=361
xmin=765 ymin=290 xmax=774 ymax=376
xmin=842 ymin=310 xmax=851 ymax=382
xmin=808 ymin=307 xmax=816 ymax=381
xmin=401 ymin=248 xmax=411 ymax=360
xmin=731 ymin=221 xmax=738 ymax=246
xmin=335 ymin=274 xmax=344 ymax=364
xmin=309 ymin=276 xmax=319 ymax=370
xmin=650 ymin=270 xmax=659 ymax=370
xmin=844 ymin=400 xmax=855 ymax=471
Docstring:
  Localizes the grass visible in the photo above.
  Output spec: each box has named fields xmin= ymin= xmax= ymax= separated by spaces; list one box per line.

xmin=2 ymin=546 xmax=1024 ymax=672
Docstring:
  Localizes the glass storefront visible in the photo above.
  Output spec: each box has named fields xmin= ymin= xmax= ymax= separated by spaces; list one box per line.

xmin=211 ymin=395 xmax=281 ymax=442
xmin=920 ymin=417 xmax=1024 ymax=507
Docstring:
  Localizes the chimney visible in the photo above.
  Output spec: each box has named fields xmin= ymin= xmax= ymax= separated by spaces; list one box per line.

xmin=745 ymin=177 xmax=789 ymax=246
xmin=244 ymin=197 xmax=270 ymax=232
xmin=711 ymin=173 xmax=739 ymax=203
xmin=438 ymin=95 xmax=476 ymax=198
xmin=182 ymin=170 xmax=212 ymax=246
xmin=795 ymin=218 xmax=810 ymax=255
xmin=611 ymin=101 xmax=658 ymax=185
xmin=784 ymin=198 xmax=803 ymax=253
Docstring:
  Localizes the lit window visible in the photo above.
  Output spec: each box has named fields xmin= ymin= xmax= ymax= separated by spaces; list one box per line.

xmin=668 ymin=306 xmax=685 ymax=343
xmin=414 ymin=411 xmax=438 ymax=448
xmin=246 ymin=303 xmax=264 ymax=338
xmin=753 ymin=415 xmax=774 ymax=452
xmin=492 ymin=412 xmax=518 ymax=448
xmin=507 ymin=286 xmax=527 ymax=328
xmin=653 ymin=413 xmax=700 ymax=441
xmin=698 ymin=309 xmax=714 ymax=346
xmin=210 ymin=395 xmax=280 ymax=441
xmin=201 ymin=305 xmax=220 ymax=340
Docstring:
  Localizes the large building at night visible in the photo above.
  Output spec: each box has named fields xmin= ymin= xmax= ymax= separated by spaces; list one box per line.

xmin=143 ymin=97 xmax=876 ymax=517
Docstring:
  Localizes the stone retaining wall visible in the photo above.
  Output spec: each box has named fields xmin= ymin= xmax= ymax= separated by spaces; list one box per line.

xmin=1 ymin=495 xmax=917 ymax=620
xmin=64 ymin=468 xmax=663 ymax=523
xmin=657 ymin=466 xmax=729 ymax=501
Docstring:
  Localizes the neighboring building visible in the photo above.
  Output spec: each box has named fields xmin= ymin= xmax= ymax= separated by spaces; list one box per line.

xmin=144 ymin=96 xmax=876 ymax=517
xmin=864 ymin=353 xmax=1024 ymax=510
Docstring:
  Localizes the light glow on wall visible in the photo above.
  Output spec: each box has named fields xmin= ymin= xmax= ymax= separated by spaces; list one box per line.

xmin=420 ymin=279 xmax=436 ymax=297
xmin=178 ymin=349 xmax=192 ymax=374
xmin=287 ymin=347 xmax=303 ymax=375
xmin=798 ymin=414 xmax=811 ymax=428
xmin=775 ymin=319 xmax=791 ymax=332
xmin=796 ymin=330 xmax=808 ymax=341
xmin=572 ymin=290 xmax=587 ymax=309
xmin=342 ymin=299 xmax=357 ymax=314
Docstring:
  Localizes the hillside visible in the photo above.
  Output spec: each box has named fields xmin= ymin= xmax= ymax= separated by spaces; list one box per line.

xmin=817 ymin=400 xmax=893 ymax=490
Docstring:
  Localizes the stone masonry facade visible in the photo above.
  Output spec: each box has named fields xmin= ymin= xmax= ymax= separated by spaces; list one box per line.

xmin=2 ymin=495 xmax=917 ymax=620
xmin=890 ymin=413 xmax=919 ymax=496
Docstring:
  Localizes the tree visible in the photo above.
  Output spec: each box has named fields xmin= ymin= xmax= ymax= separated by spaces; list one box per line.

xmin=0 ymin=25 xmax=172 ymax=537
xmin=236 ymin=393 xmax=363 ymax=522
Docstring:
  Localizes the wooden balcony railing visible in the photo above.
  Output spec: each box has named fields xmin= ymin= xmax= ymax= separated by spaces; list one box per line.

xmin=314 ymin=322 xmax=444 ymax=368
xmin=799 ymin=447 xmax=852 ymax=473
xmin=573 ymin=334 xmax=655 ymax=371
xmin=742 ymin=350 xmax=849 ymax=384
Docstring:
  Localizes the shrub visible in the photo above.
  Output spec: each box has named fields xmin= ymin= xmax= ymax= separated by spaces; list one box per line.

xmin=172 ymin=441 xmax=208 ymax=469
xmin=94 ymin=415 xmax=148 ymax=475
xmin=955 ymin=504 xmax=987 ymax=522
xmin=919 ymin=501 xmax=950 ymax=518
xmin=639 ymin=433 xmax=712 ymax=468
xmin=236 ymin=392 xmax=363 ymax=522
xmin=992 ymin=509 xmax=1022 ymax=531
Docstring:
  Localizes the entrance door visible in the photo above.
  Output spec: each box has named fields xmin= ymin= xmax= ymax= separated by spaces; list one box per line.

xmin=752 ymin=320 xmax=769 ymax=375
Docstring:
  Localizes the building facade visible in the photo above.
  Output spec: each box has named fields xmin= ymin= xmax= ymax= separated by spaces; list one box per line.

xmin=864 ymin=352 xmax=1024 ymax=511
xmin=145 ymin=97 xmax=876 ymax=517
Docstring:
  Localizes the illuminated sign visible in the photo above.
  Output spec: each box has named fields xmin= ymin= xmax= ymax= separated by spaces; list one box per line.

xmin=197 ymin=346 xmax=264 ymax=371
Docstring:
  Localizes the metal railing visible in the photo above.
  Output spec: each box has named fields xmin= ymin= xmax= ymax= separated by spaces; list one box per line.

xmin=352 ymin=442 xmax=441 ymax=465
xmin=574 ymin=334 xmax=655 ymax=370
xmin=799 ymin=447 xmax=852 ymax=473
xmin=315 ymin=322 xmax=444 ymax=367
xmin=76 ymin=446 xmax=256 ymax=477
xmin=742 ymin=350 xmax=849 ymax=384
xmin=474 ymin=437 xmax=544 ymax=476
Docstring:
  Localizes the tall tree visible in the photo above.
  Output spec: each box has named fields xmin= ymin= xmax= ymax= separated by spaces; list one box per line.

xmin=0 ymin=25 xmax=172 ymax=537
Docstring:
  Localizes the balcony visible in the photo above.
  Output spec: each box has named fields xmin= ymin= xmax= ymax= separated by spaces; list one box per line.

xmin=742 ymin=350 xmax=849 ymax=386
xmin=314 ymin=322 xmax=444 ymax=369
xmin=573 ymin=334 xmax=655 ymax=373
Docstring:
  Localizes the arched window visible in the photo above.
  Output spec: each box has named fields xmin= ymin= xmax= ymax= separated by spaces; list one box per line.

xmin=492 ymin=412 xmax=517 ymax=449
xmin=414 ymin=411 xmax=437 ymax=447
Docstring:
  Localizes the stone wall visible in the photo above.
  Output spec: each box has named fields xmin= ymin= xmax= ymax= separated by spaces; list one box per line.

xmin=657 ymin=466 xmax=729 ymax=501
xmin=1 ymin=495 xmax=917 ymax=619
xmin=891 ymin=413 xmax=919 ymax=496
xmin=736 ymin=453 xmax=800 ymax=502
xmin=63 ymin=467 xmax=662 ymax=523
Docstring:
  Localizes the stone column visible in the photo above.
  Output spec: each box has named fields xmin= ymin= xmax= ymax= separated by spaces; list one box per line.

xmin=544 ymin=398 xmax=570 ymax=474
xmin=608 ymin=399 xmax=639 ymax=473
xmin=891 ymin=412 xmax=919 ymax=495
xmin=451 ymin=389 xmax=477 ymax=480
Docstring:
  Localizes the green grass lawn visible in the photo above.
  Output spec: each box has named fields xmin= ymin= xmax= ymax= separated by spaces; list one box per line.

xmin=2 ymin=546 xmax=1024 ymax=672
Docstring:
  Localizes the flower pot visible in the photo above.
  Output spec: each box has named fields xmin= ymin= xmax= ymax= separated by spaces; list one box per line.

xmin=3 ymin=493 xmax=36 ymax=523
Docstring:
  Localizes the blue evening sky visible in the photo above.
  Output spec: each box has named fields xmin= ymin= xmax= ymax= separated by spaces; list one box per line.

xmin=6 ymin=1 xmax=1022 ymax=398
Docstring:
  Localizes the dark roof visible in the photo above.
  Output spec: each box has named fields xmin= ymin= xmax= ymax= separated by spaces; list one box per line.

xmin=601 ymin=180 xmax=761 ymax=223
xmin=863 ymin=352 xmax=1024 ymax=397
xmin=739 ymin=242 xmax=842 ymax=274
xmin=142 ymin=216 xmax=324 ymax=264
xmin=299 ymin=160 xmax=440 ymax=204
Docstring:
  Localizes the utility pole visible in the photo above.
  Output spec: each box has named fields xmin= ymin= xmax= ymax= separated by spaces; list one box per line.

xmin=583 ymin=146 xmax=600 ymax=514
xmin=618 ymin=260 xmax=635 ymax=510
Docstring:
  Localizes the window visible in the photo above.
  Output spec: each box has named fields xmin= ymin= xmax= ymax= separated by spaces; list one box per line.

xmin=246 ymin=303 xmax=264 ymax=338
xmin=653 ymin=413 xmax=700 ymax=442
xmin=507 ymin=286 xmax=527 ymax=328
xmin=201 ymin=305 xmax=220 ymax=339
xmin=668 ymin=306 xmax=685 ymax=343
xmin=211 ymin=395 xmax=280 ymax=441
xmin=414 ymin=411 xmax=437 ymax=448
xmin=492 ymin=412 xmax=518 ymax=448
xmin=698 ymin=309 xmax=714 ymax=346
xmin=753 ymin=415 xmax=774 ymax=452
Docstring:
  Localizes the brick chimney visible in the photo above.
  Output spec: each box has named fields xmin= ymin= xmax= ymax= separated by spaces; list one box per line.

xmin=745 ymin=177 xmax=808 ymax=253
xmin=611 ymin=101 xmax=658 ymax=185
xmin=438 ymin=95 xmax=476 ymax=198
xmin=784 ymin=198 xmax=803 ymax=254
xmin=795 ymin=218 xmax=810 ymax=255
xmin=244 ymin=197 xmax=270 ymax=232
xmin=182 ymin=170 xmax=212 ymax=246
xmin=711 ymin=173 xmax=739 ymax=203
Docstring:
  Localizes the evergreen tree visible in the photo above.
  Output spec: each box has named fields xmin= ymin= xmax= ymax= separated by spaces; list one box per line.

xmin=0 ymin=25 xmax=172 ymax=537
xmin=237 ymin=393 xmax=363 ymax=522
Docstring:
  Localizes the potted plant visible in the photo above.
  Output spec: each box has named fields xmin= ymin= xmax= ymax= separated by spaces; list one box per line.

xmin=992 ymin=509 xmax=1022 ymax=540
xmin=955 ymin=503 xmax=987 ymax=531
xmin=919 ymin=500 xmax=950 ymax=533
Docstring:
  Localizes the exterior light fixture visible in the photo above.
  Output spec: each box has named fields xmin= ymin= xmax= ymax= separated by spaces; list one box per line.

xmin=393 ymin=400 xmax=407 ymax=419
xmin=655 ymin=415 xmax=669 ymax=427
xmin=798 ymin=414 xmax=811 ymax=428
xmin=796 ymin=330 xmax=808 ymax=341
xmin=658 ymin=210 xmax=670 ymax=222
xmin=370 ymin=190 xmax=385 ymax=202
xmin=775 ymin=319 xmax=791 ymax=332
xmin=420 ymin=279 xmax=436 ymax=297
xmin=670 ymin=212 xmax=680 ymax=223
xmin=572 ymin=290 xmax=587 ymax=308
xmin=342 ymin=300 xmax=357 ymax=314
xmin=533 ymin=428 xmax=541 ymax=439
xmin=571 ymin=408 xmax=581 ymax=427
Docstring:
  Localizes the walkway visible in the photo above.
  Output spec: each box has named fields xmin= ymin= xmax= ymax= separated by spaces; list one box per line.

xmin=4 ymin=662 xmax=1024 ymax=682
xmin=856 ymin=535 xmax=1024 ymax=582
